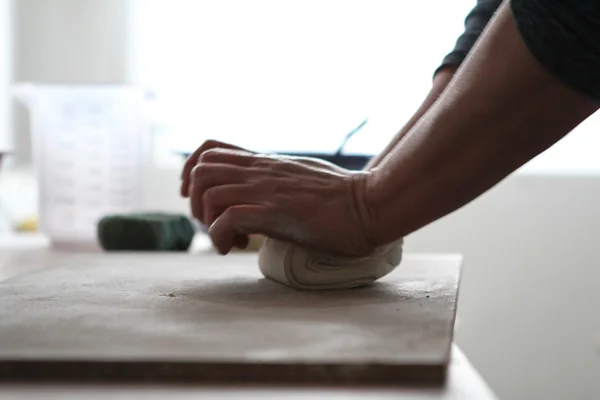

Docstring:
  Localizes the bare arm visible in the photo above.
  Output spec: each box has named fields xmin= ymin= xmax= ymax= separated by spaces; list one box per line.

xmin=361 ymin=1 xmax=600 ymax=247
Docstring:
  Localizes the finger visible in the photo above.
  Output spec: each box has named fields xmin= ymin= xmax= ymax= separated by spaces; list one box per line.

xmin=199 ymin=148 xmax=259 ymax=168
xmin=182 ymin=140 xmax=245 ymax=181
xmin=203 ymin=183 xmax=257 ymax=251
xmin=208 ymin=205 xmax=271 ymax=255
xmin=181 ymin=140 xmax=248 ymax=197
xmin=189 ymin=164 xmax=253 ymax=223
xmin=189 ymin=149 xmax=258 ymax=208
xmin=203 ymin=184 xmax=266 ymax=227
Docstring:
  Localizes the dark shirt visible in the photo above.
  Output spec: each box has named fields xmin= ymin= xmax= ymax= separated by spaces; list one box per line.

xmin=437 ymin=0 xmax=501 ymax=74
xmin=438 ymin=0 xmax=600 ymax=101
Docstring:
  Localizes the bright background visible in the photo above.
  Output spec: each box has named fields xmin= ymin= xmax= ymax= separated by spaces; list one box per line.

xmin=1 ymin=1 xmax=600 ymax=399
xmin=129 ymin=0 xmax=469 ymax=155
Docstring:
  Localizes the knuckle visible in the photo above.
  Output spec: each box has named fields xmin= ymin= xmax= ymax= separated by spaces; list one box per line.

xmin=203 ymin=187 xmax=219 ymax=205
xmin=251 ymin=155 xmax=274 ymax=168
xmin=200 ymin=139 xmax=221 ymax=151
xmin=199 ymin=148 xmax=220 ymax=162
xmin=204 ymin=139 xmax=220 ymax=146
xmin=190 ymin=165 xmax=202 ymax=184
xmin=191 ymin=163 xmax=207 ymax=180
xmin=190 ymin=165 xmax=199 ymax=181
xmin=190 ymin=172 xmax=210 ymax=195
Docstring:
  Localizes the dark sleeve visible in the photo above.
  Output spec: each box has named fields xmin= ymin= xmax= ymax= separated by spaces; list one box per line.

xmin=435 ymin=0 xmax=503 ymax=75
xmin=511 ymin=0 xmax=600 ymax=101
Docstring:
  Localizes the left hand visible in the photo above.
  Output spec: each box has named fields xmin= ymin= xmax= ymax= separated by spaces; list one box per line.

xmin=185 ymin=148 xmax=376 ymax=256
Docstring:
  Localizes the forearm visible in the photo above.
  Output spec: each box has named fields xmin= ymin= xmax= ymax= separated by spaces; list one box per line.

xmin=364 ymin=67 xmax=456 ymax=169
xmin=362 ymin=1 xmax=600 ymax=246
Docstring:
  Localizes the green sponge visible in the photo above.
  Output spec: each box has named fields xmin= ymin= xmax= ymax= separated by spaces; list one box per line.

xmin=97 ymin=213 xmax=195 ymax=251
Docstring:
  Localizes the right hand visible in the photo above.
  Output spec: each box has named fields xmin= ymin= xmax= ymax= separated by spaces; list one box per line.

xmin=180 ymin=139 xmax=350 ymax=249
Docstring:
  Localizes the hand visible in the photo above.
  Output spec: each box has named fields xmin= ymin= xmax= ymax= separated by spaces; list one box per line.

xmin=181 ymin=139 xmax=347 ymax=197
xmin=185 ymin=147 xmax=376 ymax=256
xmin=180 ymin=140 xmax=351 ymax=250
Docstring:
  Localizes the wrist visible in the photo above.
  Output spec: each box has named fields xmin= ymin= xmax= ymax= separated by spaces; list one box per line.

xmin=349 ymin=170 xmax=386 ymax=251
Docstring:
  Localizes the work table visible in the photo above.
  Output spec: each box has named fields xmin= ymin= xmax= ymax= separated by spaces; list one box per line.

xmin=0 ymin=233 xmax=497 ymax=399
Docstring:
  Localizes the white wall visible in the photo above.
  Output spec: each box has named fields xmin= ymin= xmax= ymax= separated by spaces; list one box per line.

xmin=2 ymin=1 xmax=600 ymax=399
xmin=407 ymin=175 xmax=600 ymax=400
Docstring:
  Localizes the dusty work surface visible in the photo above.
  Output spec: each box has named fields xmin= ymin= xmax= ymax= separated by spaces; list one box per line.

xmin=0 ymin=251 xmax=462 ymax=385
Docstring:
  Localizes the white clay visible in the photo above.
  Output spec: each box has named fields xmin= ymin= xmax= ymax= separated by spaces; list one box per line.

xmin=258 ymin=238 xmax=404 ymax=290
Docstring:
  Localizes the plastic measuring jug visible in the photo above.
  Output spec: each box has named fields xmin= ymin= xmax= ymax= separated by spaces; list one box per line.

xmin=14 ymin=84 xmax=150 ymax=249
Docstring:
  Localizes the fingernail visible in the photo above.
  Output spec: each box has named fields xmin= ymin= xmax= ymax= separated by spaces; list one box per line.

xmin=217 ymin=244 xmax=229 ymax=255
